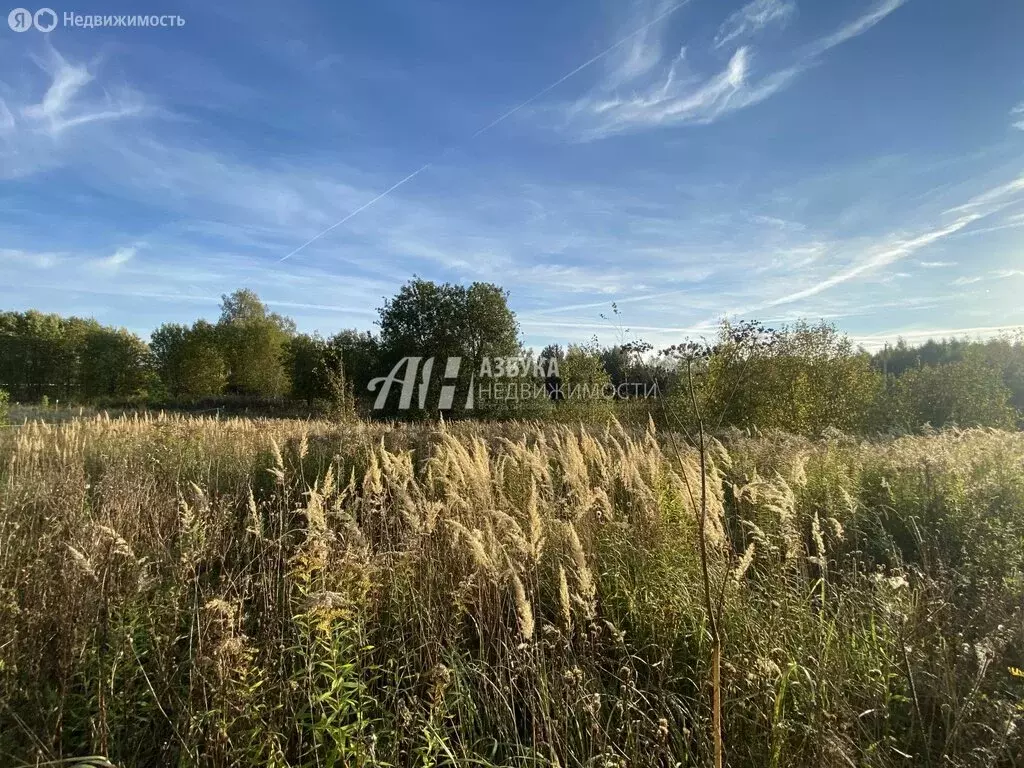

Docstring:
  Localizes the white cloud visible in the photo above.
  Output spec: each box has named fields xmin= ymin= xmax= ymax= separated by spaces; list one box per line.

xmin=602 ymin=4 xmax=669 ymax=88
xmin=92 ymin=246 xmax=137 ymax=271
xmin=0 ymin=248 xmax=62 ymax=269
xmin=919 ymin=260 xmax=956 ymax=268
xmin=753 ymin=172 xmax=1024 ymax=308
xmin=751 ymin=213 xmax=806 ymax=231
xmin=22 ymin=47 xmax=145 ymax=136
xmin=952 ymin=275 xmax=984 ymax=286
xmin=4 ymin=34 xmax=1017 ymax=351
xmin=952 ymin=269 xmax=1024 ymax=286
xmin=566 ymin=46 xmax=800 ymax=139
xmin=1 ymin=45 xmax=145 ymax=178
xmin=944 ymin=173 xmax=1024 ymax=214
xmin=0 ymin=55 xmax=750 ymax=324
xmin=715 ymin=0 xmax=797 ymax=49
xmin=0 ymin=99 xmax=15 ymax=135
xmin=559 ymin=0 xmax=905 ymax=140
xmin=1012 ymin=102 xmax=1024 ymax=131
xmin=763 ymin=213 xmax=982 ymax=308
xmin=806 ymin=0 xmax=907 ymax=57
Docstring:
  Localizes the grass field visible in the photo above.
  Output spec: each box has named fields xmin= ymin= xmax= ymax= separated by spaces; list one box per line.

xmin=1 ymin=415 xmax=1022 ymax=766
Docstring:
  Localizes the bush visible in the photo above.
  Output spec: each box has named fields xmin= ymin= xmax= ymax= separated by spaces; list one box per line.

xmin=0 ymin=388 xmax=8 ymax=424
xmin=882 ymin=359 xmax=1015 ymax=429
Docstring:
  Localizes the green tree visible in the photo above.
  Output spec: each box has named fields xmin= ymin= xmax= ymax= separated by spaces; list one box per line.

xmin=0 ymin=311 xmax=155 ymax=403
xmin=217 ymin=290 xmax=295 ymax=397
xmin=284 ymin=333 xmax=330 ymax=407
xmin=884 ymin=359 xmax=1014 ymax=429
xmin=540 ymin=344 xmax=565 ymax=364
xmin=0 ymin=310 xmax=78 ymax=401
xmin=378 ymin=279 xmax=519 ymax=363
xmin=751 ymin=321 xmax=880 ymax=434
xmin=662 ymin=321 xmax=881 ymax=436
xmin=464 ymin=282 xmax=520 ymax=368
xmin=560 ymin=343 xmax=611 ymax=390
xmin=151 ymin=320 xmax=228 ymax=400
xmin=549 ymin=342 xmax=614 ymax=421
xmin=329 ymin=330 xmax=381 ymax=395
xmin=376 ymin=279 xmax=520 ymax=414
xmin=79 ymin=326 xmax=154 ymax=401
xmin=872 ymin=332 xmax=1024 ymax=419
xmin=378 ymin=279 xmax=468 ymax=364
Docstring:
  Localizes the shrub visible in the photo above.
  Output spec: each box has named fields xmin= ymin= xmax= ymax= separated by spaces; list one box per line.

xmin=883 ymin=359 xmax=1015 ymax=429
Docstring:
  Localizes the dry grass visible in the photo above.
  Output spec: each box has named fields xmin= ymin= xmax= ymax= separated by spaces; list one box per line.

xmin=1 ymin=414 xmax=1022 ymax=766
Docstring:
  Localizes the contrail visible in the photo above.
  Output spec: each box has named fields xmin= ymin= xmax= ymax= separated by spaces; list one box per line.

xmin=279 ymin=0 xmax=691 ymax=263
xmin=279 ymin=164 xmax=433 ymax=262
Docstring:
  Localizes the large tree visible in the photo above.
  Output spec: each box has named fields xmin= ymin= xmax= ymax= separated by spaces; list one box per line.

xmin=329 ymin=329 xmax=381 ymax=394
xmin=217 ymin=290 xmax=295 ymax=397
xmin=375 ymin=278 xmax=520 ymax=412
xmin=151 ymin=320 xmax=228 ymax=400
xmin=378 ymin=279 xmax=519 ymax=363
xmin=283 ymin=330 xmax=381 ymax=407
xmin=79 ymin=326 xmax=154 ymax=401
xmin=283 ymin=333 xmax=328 ymax=407
xmin=0 ymin=310 xmax=78 ymax=401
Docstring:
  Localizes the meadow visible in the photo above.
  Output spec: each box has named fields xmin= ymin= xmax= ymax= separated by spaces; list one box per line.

xmin=1 ymin=414 xmax=1022 ymax=767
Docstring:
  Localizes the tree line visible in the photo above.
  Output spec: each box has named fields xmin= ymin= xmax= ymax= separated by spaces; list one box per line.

xmin=1 ymin=278 xmax=1022 ymax=433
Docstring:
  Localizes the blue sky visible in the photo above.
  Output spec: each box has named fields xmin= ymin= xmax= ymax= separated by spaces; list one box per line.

xmin=1 ymin=0 xmax=1023 ymax=351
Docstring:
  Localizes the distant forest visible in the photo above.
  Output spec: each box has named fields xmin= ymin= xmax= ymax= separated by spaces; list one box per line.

xmin=1 ymin=278 xmax=1023 ymax=433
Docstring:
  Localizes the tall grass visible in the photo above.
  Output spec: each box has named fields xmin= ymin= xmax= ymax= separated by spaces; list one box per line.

xmin=0 ymin=414 xmax=1022 ymax=766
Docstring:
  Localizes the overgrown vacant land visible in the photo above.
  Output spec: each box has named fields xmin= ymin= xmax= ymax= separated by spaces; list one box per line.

xmin=1 ymin=416 xmax=1023 ymax=767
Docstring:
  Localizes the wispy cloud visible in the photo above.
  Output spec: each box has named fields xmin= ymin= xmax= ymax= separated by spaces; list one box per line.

xmin=751 ymin=213 xmax=806 ymax=231
xmin=806 ymin=0 xmax=906 ymax=57
xmin=944 ymin=173 xmax=1024 ymax=214
xmin=758 ymin=171 xmax=1024 ymax=308
xmin=1 ymin=44 xmax=145 ymax=178
xmin=714 ymin=0 xmax=796 ymax=49
xmin=0 ymin=99 xmax=15 ymax=135
xmin=763 ymin=212 xmax=982 ymax=308
xmin=0 ymin=46 xmax=752 ymax=332
xmin=1012 ymin=102 xmax=1024 ymax=131
xmin=953 ymin=269 xmax=1024 ymax=286
xmin=22 ymin=46 xmax=145 ymax=136
xmin=560 ymin=0 xmax=906 ymax=140
xmin=2 ymin=17 xmax=1018 ymax=352
xmin=602 ymin=2 xmax=675 ymax=87
xmin=91 ymin=246 xmax=137 ymax=271
xmin=1 ymin=248 xmax=62 ymax=270
xmin=564 ymin=46 xmax=800 ymax=139
xmin=952 ymin=275 xmax=984 ymax=286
